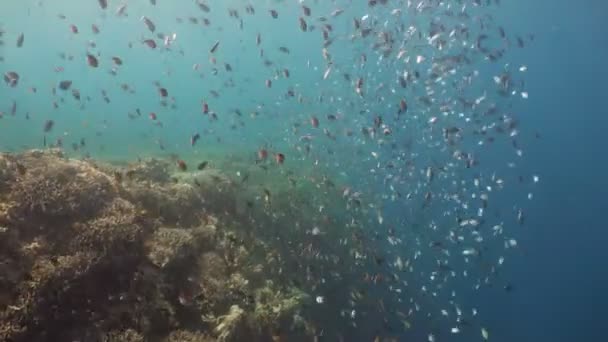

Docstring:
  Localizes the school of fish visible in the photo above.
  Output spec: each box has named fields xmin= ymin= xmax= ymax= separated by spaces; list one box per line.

xmin=0 ymin=0 xmax=539 ymax=340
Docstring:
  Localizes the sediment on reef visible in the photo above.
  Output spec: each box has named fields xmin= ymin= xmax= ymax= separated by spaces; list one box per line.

xmin=0 ymin=149 xmax=365 ymax=342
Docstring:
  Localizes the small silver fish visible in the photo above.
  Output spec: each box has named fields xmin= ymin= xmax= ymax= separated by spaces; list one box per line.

xmin=116 ymin=4 xmax=127 ymax=16
xmin=16 ymin=33 xmax=24 ymax=47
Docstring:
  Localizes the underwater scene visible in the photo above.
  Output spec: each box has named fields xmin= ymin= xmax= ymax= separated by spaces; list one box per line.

xmin=2 ymin=0 xmax=607 ymax=341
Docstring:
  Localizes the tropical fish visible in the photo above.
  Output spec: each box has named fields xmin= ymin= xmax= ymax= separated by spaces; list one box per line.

xmin=86 ymin=54 xmax=99 ymax=68
xmin=3 ymin=72 xmax=19 ymax=87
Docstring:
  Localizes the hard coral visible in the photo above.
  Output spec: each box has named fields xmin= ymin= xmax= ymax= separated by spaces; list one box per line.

xmin=126 ymin=158 xmax=172 ymax=184
xmin=102 ymin=328 xmax=145 ymax=342
xmin=70 ymin=198 xmax=144 ymax=255
xmin=171 ymin=169 xmax=240 ymax=216
xmin=6 ymin=153 xmax=115 ymax=222
xmin=146 ymin=227 xmax=197 ymax=268
xmin=196 ymin=251 xmax=229 ymax=301
xmin=215 ymin=304 xmax=247 ymax=342
xmin=0 ymin=251 xmax=97 ymax=341
xmin=0 ymin=154 xmax=17 ymax=193
xmin=126 ymin=182 xmax=203 ymax=227
xmin=145 ymin=222 xmax=219 ymax=269
xmin=253 ymin=281 xmax=312 ymax=332
xmin=164 ymin=330 xmax=215 ymax=342
xmin=0 ymin=150 xmax=326 ymax=342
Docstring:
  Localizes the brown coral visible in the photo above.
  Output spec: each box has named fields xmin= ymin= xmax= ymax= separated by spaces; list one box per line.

xmin=0 ymin=150 xmax=325 ymax=342
xmin=102 ymin=329 xmax=145 ymax=342
xmin=5 ymin=152 xmax=116 ymax=223
xmin=164 ymin=330 xmax=215 ymax=342
xmin=70 ymin=197 xmax=145 ymax=255
xmin=126 ymin=182 xmax=203 ymax=227
xmin=146 ymin=227 xmax=197 ymax=269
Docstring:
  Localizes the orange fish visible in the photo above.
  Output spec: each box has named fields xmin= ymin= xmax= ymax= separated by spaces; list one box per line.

xmin=258 ymin=148 xmax=268 ymax=161
xmin=176 ymin=160 xmax=187 ymax=171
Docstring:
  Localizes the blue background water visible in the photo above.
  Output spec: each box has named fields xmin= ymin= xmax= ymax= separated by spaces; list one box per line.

xmin=1 ymin=1 xmax=608 ymax=341
xmin=480 ymin=1 xmax=608 ymax=341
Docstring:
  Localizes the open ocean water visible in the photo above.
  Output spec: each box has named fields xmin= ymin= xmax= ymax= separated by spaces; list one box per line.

xmin=1 ymin=1 xmax=607 ymax=342
xmin=486 ymin=1 xmax=608 ymax=341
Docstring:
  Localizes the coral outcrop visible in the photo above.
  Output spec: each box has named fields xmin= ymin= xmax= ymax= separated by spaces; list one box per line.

xmin=0 ymin=150 xmax=320 ymax=342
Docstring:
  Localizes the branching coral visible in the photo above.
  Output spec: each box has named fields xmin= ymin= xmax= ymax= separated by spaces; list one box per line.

xmin=102 ymin=329 xmax=145 ymax=342
xmin=214 ymin=304 xmax=246 ymax=342
xmin=70 ymin=198 xmax=144 ymax=255
xmin=195 ymin=251 xmax=229 ymax=303
xmin=5 ymin=154 xmax=115 ymax=222
xmin=164 ymin=330 xmax=215 ymax=342
xmin=126 ymin=182 xmax=203 ymax=227
xmin=253 ymin=281 xmax=312 ymax=332
xmin=0 ymin=154 xmax=17 ymax=194
xmin=146 ymin=227 xmax=197 ymax=268
xmin=125 ymin=158 xmax=172 ymax=184
xmin=0 ymin=251 xmax=97 ymax=341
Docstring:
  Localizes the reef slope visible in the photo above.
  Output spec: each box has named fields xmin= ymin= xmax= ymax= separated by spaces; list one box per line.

xmin=0 ymin=150 xmax=331 ymax=342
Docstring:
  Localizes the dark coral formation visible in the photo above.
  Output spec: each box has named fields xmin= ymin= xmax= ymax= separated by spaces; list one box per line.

xmin=0 ymin=150 xmax=328 ymax=342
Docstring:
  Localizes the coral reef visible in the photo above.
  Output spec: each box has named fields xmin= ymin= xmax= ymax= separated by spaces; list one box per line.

xmin=0 ymin=150 xmax=326 ymax=342
xmin=163 ymin=330 xmax=215 ymax=342
xmin=102 ymin=329 xmax=145 ymax=342
xmin=3 ymin=150 xmax=116 ymax=222
xmin=124 ymin=158 xmax=173 ymax=184
xmin=252 ymin=281 xmax=313 ymax=336
xmin=214 ymin=305 xmax=246 ymax=342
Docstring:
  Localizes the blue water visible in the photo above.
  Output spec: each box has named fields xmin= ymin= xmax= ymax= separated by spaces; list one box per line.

xmin=2 ymin=0 xmax=607 ymax=341
xmin=485 ymin=1 xmax=608 ymax=341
